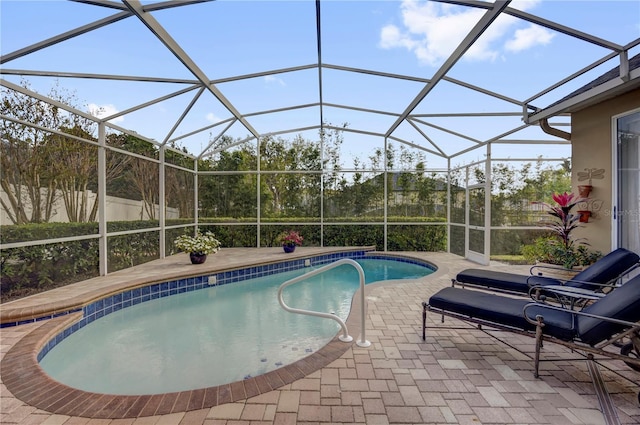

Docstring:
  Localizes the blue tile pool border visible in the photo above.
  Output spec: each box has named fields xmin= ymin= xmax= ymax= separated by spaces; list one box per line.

xmin=4 ymin=252 xmax=437 ymax=331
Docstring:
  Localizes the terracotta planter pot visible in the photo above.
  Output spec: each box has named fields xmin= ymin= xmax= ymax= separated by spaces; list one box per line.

xmin=578 ymin=185 xmax=592 ymax=198
xmin=578 ymin=210 xmax=591 ymax=223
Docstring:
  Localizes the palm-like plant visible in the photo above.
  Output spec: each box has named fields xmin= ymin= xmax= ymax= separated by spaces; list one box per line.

xmin=538 ymin=192 xmax=583 ymax=251
xmin=525 ymin=192 xmax=601 ymax=269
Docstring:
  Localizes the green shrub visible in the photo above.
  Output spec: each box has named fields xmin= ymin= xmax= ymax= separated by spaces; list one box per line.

xmin=522 ymin=236 xmax=602 ymax=269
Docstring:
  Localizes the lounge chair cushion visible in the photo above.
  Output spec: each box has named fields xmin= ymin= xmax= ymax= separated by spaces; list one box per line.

xmin=456 ymin=248 xmax=639 ymax=294
xmin=577 ymin=274 xmax=640 ymax=346
xmin=428 ymin=287 xmax=576 ymax=341
xmin=565 ymin=248 xmax=640 ymax=290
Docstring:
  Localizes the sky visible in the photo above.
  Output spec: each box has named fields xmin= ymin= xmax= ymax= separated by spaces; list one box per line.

xmin=1 ymin=0 xmax=640 ymax=169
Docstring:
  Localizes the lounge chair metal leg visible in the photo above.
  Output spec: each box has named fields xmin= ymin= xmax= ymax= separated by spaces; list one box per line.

xmin=422 ymin=302 xmax=427 ymax=340
xmin=534 ymin=316 xmax=544 ymax=378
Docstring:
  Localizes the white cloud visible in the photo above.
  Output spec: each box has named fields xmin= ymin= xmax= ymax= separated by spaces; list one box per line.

xmin=206 ymin=112 xmax=222 ymax=123
xmin=379 ymin=0 xmax=552 ymax=66
xmin=265 ymin=75 xmax=286 ymax=86
xmin=88 ymin=103 xmax=124 ymax=123
xmin=505 ymin=24 xmax=555 ymax=52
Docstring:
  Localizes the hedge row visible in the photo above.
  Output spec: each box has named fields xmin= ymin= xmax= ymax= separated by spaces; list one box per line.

xmin=3 ymin=217 xmax=544 ymax=302
xmin=0 ymin=218 xmax=448 ymax=302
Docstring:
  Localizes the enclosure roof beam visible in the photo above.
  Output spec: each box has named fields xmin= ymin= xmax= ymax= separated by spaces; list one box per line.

xmin=169 ymin=117 xmax=236 ymax=146
xmin=0 ymin=78 xmax=96 ymax=121
xmin=409 ymin=117 xmax=483 ymax=145
xmin=70 ymin=0 xmax=210 ymax=12
xmin=430 ymin=0 xmax=623 ymax=50
xmin=323 ymin=102 xmax=400 ymax=118
xmin=0 ymin=11 xmax=131 ymax=64
xmin=406 ymin=120 xmax=448 ymax=158
xmin=102 ymin=84 xmax=202 ymax=122
xmin=0 ymin=68 xmax=199 ymax=84
xmin=122 ymin=0 xmax=261 ymax=140
xmin=386 ymin=135 xmax=445 ymax=158
xmin=322 ymin=63 xmax=523 ymax=113
xmin=411 ymin=112 xmax=522 ymax=117
xmin=198 ymin=119 xmax=239 ymax=160
xmin=162 ymin=87 xmax=207 ymax=146
xmin=209 ymin=64 xmax=318 ymax=84
xmin=315 ymin=0 xmax=325 ymax=133
xmin=244 ymin=103 xmax=321 ymax=117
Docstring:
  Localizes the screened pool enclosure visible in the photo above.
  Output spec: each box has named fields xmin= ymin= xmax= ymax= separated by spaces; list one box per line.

xmin=2 ymin=1 xmax=639 ymax=298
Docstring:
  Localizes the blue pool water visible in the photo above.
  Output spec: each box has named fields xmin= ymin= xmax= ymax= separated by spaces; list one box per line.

xmin=39 ymin=257 xmax=433 ymax=395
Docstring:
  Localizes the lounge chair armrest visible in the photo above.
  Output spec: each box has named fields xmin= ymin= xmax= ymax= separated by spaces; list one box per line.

xmin=529 ymin=263 xmax=572 ymax=277
xmin=525 ymin=274 xmax=566 ymax=286
xmin=526 ymin=275 xmax=621 ymax=291
xmin=536 ymin=285 xmax=604 ymax=298
xmin=528 ymin=285 xmax=609 ymax=309
xmin=522 ymin=302 xmax=640 ymax=330
xmin=562 ymin=280 xmax=620 ymax=289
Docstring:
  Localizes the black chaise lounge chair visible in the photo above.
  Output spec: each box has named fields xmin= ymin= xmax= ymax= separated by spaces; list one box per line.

xmin=453 ymin=247 xmax=640 ymax=298
xmin=423 ymin=274 xmax=640 ymax=382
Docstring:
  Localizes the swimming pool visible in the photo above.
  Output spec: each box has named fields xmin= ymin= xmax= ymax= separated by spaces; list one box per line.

xmin=39 ymin=255 xmax=434 ymax=395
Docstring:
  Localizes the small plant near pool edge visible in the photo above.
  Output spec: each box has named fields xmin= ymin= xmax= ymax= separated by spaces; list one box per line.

xmin=174 ymin=231 xmax=221 ymax=255
xmin=278 ymin=230 xmax=304 ymax=247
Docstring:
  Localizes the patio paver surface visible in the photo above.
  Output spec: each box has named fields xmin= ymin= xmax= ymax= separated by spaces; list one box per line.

xmin=1 ymin=249 xmax=639 ymax=424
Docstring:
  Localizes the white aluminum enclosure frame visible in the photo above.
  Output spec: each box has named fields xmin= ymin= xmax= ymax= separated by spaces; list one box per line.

xmin=1 ymin=0 xmax=639 ymax=271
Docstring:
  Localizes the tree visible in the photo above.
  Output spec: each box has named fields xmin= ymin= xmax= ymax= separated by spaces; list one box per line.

xmin=0 ymin=81 xmax=137 ymax=224
xmin=49 ymin=126 xmax=130 ymax=223
xmin=1 ymin=80 xmax=68 ymax=223
xmin=121 ymin=136 xmax=160 ymax=220
xmin=165 ymin=145 xmax=196 ymax=219
xmin=200 ymin=144 xmax=257 ymax=218
xmin=198 ymin=125 xmax=345 ymax=219
xmin=48 ymin=126 xmax=98 ymax=222
xmin=414 ymin=164 xmax=440 ymax=217
xmin=258 ymin=134 xmax=322 ymax=217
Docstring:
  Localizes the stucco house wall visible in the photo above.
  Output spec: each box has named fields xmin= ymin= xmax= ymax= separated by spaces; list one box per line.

xmin=570 ymin=87 xmax=640 ymax=254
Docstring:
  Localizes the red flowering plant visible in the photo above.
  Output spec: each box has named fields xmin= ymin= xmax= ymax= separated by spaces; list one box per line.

xmin=540 ymin=192 xmax=582 ymax=250
xmin=524 ymin=192 xmax=601 ymax=268
xmin=278 ymin=230 xmax=304 ymax=247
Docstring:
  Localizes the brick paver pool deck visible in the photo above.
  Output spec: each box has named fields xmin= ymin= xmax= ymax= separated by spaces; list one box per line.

xmin=1 ymin=248 xmax=639 ymax=424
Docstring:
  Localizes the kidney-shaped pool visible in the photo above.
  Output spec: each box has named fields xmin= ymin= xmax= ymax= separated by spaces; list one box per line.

xmin=39 ymin=256 xmax=434 ymax=395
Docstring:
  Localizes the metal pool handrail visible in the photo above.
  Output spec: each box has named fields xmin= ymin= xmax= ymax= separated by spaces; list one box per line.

xmin=277 ymin=258 xmax=371 ymax=348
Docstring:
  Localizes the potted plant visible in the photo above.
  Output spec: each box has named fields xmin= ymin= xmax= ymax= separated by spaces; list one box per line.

xmin=523 ymin=192 xmax=602 ymax=277
xmin=278 ymin=230 xmax=303 ymax=253
xmin=174 ymin=231 xmax=221 ymax=264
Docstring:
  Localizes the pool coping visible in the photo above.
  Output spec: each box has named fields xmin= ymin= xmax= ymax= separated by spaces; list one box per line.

xmin=1 ymin=248 xmax=438 ymax=418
